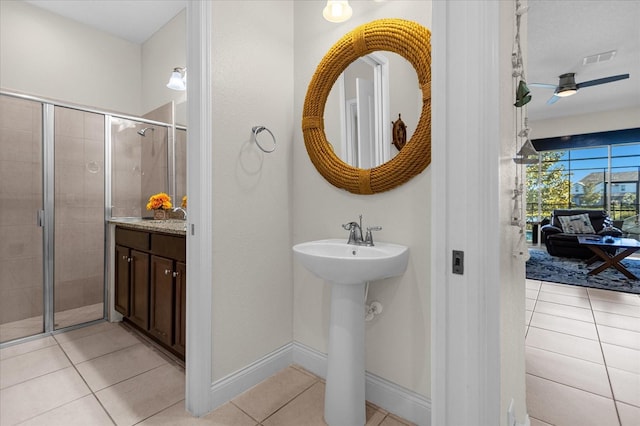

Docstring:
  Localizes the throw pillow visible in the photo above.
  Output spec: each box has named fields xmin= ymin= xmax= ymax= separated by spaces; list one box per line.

xmin=557 ymin=213 xmax=596 ymax=234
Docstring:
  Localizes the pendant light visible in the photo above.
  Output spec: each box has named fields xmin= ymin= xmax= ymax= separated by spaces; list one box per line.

xmin=323 ymin=1 xmax=353 ymax=23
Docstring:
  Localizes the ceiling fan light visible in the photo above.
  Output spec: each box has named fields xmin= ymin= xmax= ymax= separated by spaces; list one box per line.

xmin=555 ymin=88 xmax=577 ymax=97
xmin=555 ymin=72 xmax=577 ymax=97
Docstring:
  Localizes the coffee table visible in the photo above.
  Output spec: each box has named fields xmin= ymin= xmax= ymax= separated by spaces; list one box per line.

xmin=577 ymin=236 xmax=640 ymax=280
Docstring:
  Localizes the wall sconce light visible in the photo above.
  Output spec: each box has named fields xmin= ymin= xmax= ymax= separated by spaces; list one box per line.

xmin=167 ymin=67 xmax=186 ymax=91
xmin=323 ymin=1 xmax=352 ymax=23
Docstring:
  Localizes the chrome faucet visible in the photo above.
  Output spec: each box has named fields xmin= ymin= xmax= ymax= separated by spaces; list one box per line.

xmin=172 ymin=207 xmax=187 ymax=220
xmin=342 ymin=215 xmax=381 ymax=246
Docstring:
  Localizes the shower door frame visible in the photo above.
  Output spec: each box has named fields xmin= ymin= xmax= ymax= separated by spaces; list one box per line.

xmin=0 ymin=90 xmax=176 ymax=345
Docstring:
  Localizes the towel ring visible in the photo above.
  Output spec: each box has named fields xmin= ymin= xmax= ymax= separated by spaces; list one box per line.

xmin=252 ymin=126 xmax=276 ymax=153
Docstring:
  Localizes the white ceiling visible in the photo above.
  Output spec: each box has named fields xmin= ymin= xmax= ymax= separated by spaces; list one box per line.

xmin=22 ymin=0 xmax=640 ymax=123
xmin=24 ymin=0 xmax=187 ymax=44
xmin=526 ymin=0 xmax=640 ymax=122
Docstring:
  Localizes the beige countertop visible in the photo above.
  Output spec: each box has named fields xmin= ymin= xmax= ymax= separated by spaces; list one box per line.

xmin=109 ymin=218 xmax=187 ymax=236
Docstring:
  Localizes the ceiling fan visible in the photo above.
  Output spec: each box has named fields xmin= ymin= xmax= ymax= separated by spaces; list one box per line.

xmin=530 ymin=72 xmax=630 ymax=105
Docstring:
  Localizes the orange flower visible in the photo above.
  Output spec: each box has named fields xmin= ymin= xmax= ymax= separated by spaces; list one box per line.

xmin=146 ymin=192 xmax=172 ymax=210
xmin=181 ymin=196 xmax=187 ymax=209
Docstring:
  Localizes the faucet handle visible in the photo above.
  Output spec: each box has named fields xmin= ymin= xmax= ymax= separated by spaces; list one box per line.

xmin=364 ymin=226 xmax=382 ymax=246
xmin=342 ymin=222 xmax=358 ymax=230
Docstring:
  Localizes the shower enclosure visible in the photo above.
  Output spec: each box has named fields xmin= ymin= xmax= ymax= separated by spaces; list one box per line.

xmin=0 ymin=92 xmax=184 ymax=345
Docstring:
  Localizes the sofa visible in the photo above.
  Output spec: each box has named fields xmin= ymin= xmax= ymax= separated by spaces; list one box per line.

xmin=540 ymin=209 xmax=622 ymax=259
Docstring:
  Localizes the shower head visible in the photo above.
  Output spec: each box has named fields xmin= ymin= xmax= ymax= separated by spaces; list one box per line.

xmin=137 ymin=127 xmax=154 ymax=136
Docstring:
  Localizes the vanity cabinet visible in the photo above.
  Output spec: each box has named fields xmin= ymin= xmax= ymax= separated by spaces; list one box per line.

xmin=115 ymin=247 xmax=150 ymax=330
xmin=115 ymin=226 xmax=186 ymax=359
xmin=115 ymin=245 xmax=131 ymax=316
xmin=149 ymin=256 xmax=186 ymax=356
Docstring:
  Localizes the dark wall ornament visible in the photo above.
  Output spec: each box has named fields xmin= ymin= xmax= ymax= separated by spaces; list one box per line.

xmin=392 ymin=114 xmax=407 ymax=151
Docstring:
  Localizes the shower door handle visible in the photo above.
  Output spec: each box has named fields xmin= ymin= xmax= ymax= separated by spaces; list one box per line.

xmin=37 ymin=210 xmax=45 ymax=227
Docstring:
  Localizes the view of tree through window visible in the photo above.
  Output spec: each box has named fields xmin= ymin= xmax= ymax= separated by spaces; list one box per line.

xmin=526 ymin=142 xmax=640 ymax=237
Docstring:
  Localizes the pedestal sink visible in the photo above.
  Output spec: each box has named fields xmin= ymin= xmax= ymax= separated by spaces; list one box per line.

xmin=293 ymin=239 xmax=409 ymax=426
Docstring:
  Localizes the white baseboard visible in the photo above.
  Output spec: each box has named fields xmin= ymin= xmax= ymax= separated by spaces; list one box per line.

xmin=292 ymin=341 xmax=431 ymax=426
xmin=209 ymin=342 xmax=293 ymax=409
xmin=366 ymin=372 xmax=431 ymax=426
xmin=207 ymin=341 xmax=430 ymax=426
xmin=292 ymin=339 xmax=327 ymax=378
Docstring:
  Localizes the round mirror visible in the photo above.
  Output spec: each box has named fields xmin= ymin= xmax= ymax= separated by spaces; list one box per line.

xmin=302 ymin=18 xmax=431 ymax=194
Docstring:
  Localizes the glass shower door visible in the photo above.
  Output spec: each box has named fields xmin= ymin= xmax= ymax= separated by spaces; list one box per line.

xmin=53 ymin=106 xmax=105 ymax=329
xmin=0 ymin=95 xmax=44 ymax=343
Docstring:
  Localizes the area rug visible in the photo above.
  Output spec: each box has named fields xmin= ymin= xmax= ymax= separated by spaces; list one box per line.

xmin=526 ymin=249 xmax=640 ymax=295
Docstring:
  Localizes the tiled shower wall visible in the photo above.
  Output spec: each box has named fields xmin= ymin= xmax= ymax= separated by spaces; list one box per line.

xmin=140 ymin=125 xmax=169 ymax=216
xmin=111 ymin=119 xmax=144 ymax=217
xmin=141 ymin=102 xmax=170 ymax=215
xmin=110 ymin=121 xmax=169 ymax=218
xmin=175 ymin=128 xmax=186 ymax=204
xmin=0 ymin=96 xmax=44 ymax=326
xmin=53 ymin=106 xmax=104 ymax=315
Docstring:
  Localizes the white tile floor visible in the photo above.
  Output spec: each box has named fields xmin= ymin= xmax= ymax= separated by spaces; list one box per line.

xmin=525 ymin=279 xmax=640 ymax=426
xmin=0 ymin=322 xmax=414 ymax=425
xmin=2 ymin=280 xmax=637 ymax=425
xmin=0 ymin=303 xmax=104 ymax=343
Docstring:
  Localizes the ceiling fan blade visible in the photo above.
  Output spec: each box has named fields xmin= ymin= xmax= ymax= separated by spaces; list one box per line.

xmin=576 ymin=73 xmax=630 ymax=89
xmin=529 ymin=83 xmax=557 ymax=89
xmin=546 ymin=95 xmax=560 ymax=105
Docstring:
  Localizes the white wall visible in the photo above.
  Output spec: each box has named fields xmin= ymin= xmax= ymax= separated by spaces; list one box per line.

xmin=531 ymin=106 xmax=640 ymax=139
xmin=0 ymin=0 xmax=141 ymax=115
xmin=293 ymin=1 xmax=432 ymax=397
xmin=141 ymin=9 xmax=187 ymax=123
xmin=210 ymin=0 xmax=294 ymax=381
xmin=1 ymin=1 xmax=187 ymax=120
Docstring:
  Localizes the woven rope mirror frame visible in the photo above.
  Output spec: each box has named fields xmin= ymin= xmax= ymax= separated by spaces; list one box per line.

xmin=302 ymin=18 xmax=431 ymax=194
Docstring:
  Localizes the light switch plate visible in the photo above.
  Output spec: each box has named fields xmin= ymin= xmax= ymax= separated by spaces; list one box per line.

xmin=452 ymin=250 xmax=464 ymax=275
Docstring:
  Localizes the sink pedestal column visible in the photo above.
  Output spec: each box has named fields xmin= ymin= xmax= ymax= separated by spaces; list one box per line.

xmin=324 ymin=281 xmax=366 ymax=426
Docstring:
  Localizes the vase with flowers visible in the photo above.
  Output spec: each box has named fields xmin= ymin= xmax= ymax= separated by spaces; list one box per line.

xmin=147 ymin=192 xmax=172 ymax=219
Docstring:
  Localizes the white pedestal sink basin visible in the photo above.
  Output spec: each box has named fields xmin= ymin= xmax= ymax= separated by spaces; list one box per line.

xmin=293 ymin=239 xmax=409 ymax=426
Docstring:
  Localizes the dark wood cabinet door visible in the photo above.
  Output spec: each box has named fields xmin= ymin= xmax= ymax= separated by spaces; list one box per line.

xmin=114 ymin=245 xmax=130 ymax=316
xmin=173 ymin=261 xmax=186 ymax=356
xmin=129 ymin=250 xmax=150 ymax=330
xmin=150 ymin=255 xmax=174 ymax=346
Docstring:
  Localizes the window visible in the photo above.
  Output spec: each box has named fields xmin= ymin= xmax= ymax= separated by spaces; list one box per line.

xmin=526 ymin=141 xmax=640 ymax=240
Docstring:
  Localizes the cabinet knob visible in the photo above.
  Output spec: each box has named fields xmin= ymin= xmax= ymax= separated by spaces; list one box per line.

xmin=164 ymin=269 xmax=172 ymax=276
xmin=173 ymin=271 xmax=180 ymax=278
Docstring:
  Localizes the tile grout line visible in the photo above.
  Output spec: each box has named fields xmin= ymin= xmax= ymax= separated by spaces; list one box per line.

xmin=5 ymin=333 xmax=118 ymax=426
xmin=525 ymin=344 xmax=605 ymax=368
xmin=526 ymin=321 xmax=599 ymax=342
xmin=525 ymin=281 xmax=542 ymax=339
xmin=526 ymin=369 xmax=614 ymax=401
xmin=61 ymin=323 xmax=185 ymax=425
xmin=235 ymin=376 xmax=321 ymax=424
xmin=587 ymin=290 xmax=623 ymax=426
xmin=54 ymin=331 xmax=119 ymax=426
xmin=132 ymin=399 xmax=186 ymax=425
xmin=525 ymin=372 xmax=619 ymax=424
xmin=532 ymin=300 xmax=597 ymax=324
xmin=0 ymin=345 xmax=71 ymax=391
